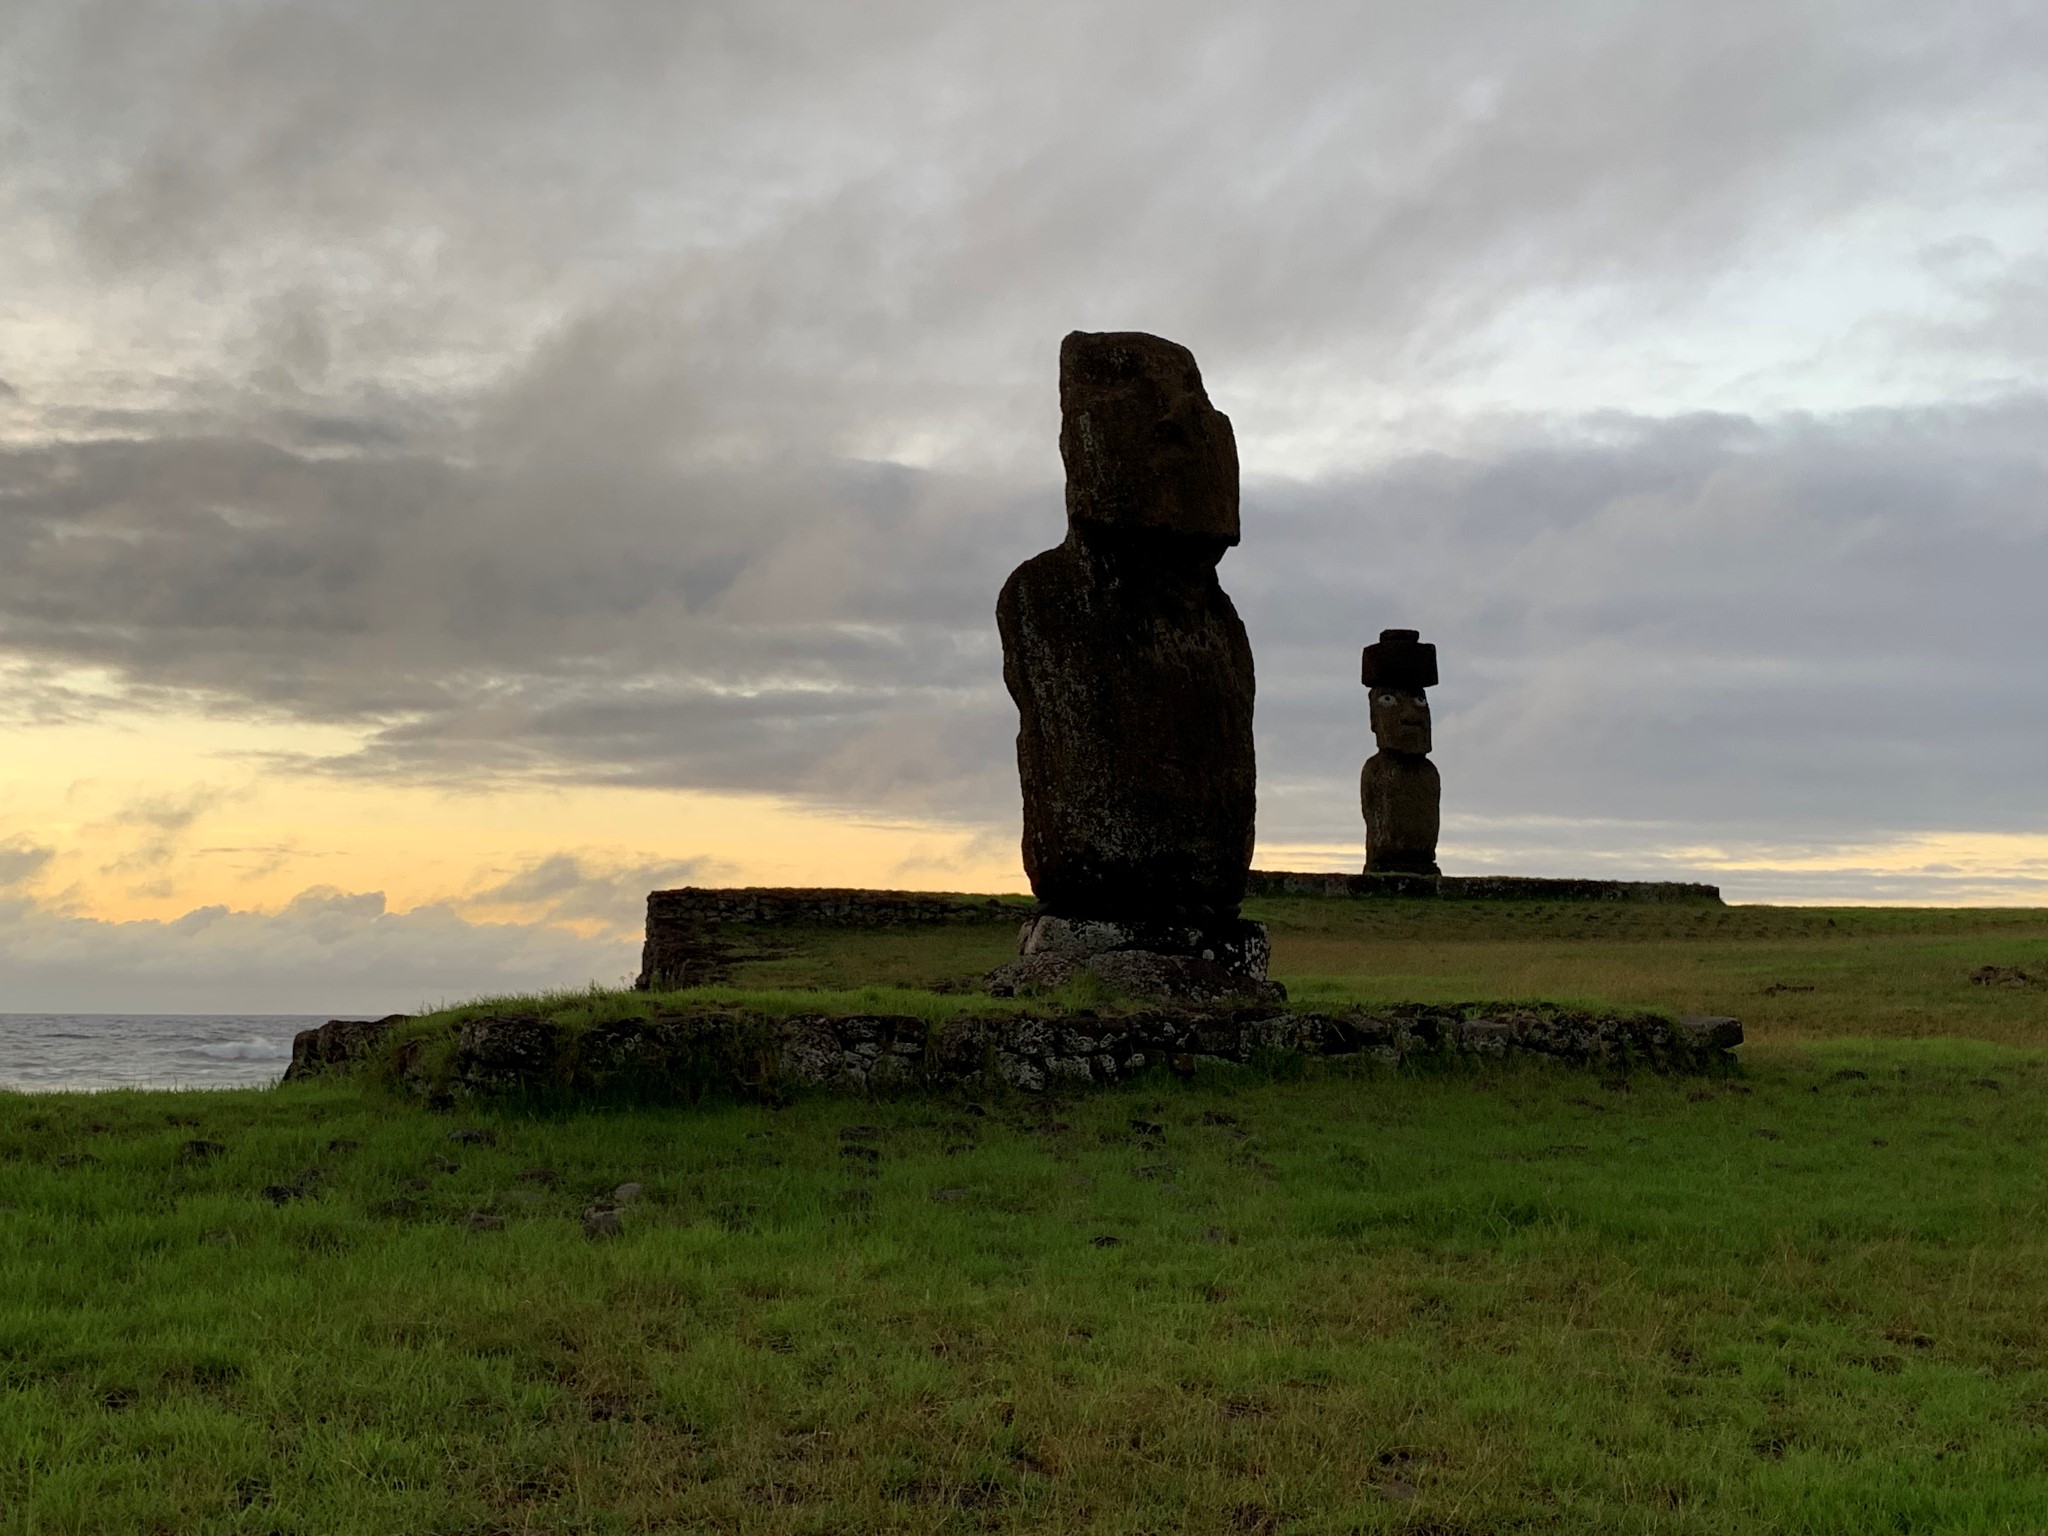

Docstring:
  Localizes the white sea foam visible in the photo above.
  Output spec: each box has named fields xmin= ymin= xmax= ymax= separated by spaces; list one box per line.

xmin=0 ymin=1014 xmax=327 ymax=1091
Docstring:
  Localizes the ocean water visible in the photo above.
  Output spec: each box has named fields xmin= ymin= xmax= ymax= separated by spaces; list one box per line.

xmin=0 ymin=1015 xmax=327 ymax=1093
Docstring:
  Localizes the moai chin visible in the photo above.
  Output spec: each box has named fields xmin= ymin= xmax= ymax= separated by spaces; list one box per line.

xmin=994 ymin=331 xmax=1265 ymax=986
xmin=1361 ymin=628 xmax=1441 ymax=876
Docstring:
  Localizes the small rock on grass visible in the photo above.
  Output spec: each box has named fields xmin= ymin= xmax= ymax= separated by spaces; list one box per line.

xmin=1090 ymin=1234 xmax=1123 ymax=1249
xmin=583 ymin=1207 xmax=623 ymax=1240
xmin=613 ymin=1182 xmax=644 ymax=1203
xmin=463 ymin=1211 xmax=505 ymax=1233
xmin=1971 ymin=965 xmax=2031 ymax=988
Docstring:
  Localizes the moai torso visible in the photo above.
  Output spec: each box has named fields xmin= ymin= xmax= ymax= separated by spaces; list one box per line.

xmin=1360 ymin=629 xmax=1441 ymax=876
xmin=996 ymin=331 xmax=1255 ymax=922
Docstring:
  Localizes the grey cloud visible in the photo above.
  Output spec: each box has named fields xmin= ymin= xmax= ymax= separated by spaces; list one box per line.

xmin=9 ymin=0 xmax=2044 ymax=431
xmin=2 ymin=391 xmax=2041 ymax=869
xmin=0 ymin=412 xmax=1036 ymax=815
xmin=110 ymin=785 xmax=237 ymax=836
xmin=464 ymin=852 xmax=723 ymax=937
xmin=3 ymin=0 xmax=2046 ymax=905
xmin=92 ymin=785 xmax=244 ymax=878
xmin=1244 ymin=399 xmax=2048 ymax=853
xmin=0 ymin=841 xmax=56 ymax=888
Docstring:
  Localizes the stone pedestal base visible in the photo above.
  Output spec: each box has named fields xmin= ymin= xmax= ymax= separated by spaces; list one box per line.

xmin=987 ymin=914 xmax=1282 ymax=1004
xmin=1018 ymin=914 xmax=1270 ymax=976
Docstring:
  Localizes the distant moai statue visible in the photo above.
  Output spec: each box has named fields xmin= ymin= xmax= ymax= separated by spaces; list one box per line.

xmin=1360 ymin=628 xmax=1440 ymax=875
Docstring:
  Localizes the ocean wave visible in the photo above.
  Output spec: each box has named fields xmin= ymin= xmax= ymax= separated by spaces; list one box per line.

xmin=190 ymin=1038 xmax=292 ymax=1061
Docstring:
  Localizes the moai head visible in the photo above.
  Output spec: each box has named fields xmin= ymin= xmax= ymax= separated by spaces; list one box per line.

xmin=1059 ymin=331 xmax=1239 ymax=553
xmin=1362 ymin=629 xmax=1437 ymax=756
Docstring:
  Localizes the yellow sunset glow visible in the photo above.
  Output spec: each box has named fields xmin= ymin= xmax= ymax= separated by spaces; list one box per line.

xmin=1 ymin=707 xmax=1028 ymax=930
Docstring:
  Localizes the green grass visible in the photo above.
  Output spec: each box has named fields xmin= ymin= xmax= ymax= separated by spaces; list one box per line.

xmin=695 ymin=898 xmax=2048 ymax=1046
xmin=1247 ymin=898 xmax=2048 ymax=1046
xmin=5 ymin=899 xmax=2048 ymax=1532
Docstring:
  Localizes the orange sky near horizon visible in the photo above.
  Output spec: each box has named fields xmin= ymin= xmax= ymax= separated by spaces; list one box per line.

xmin=1 ymin=706 xmax=1029 ymax=932
xmin=10 ymin=701 xmax=2048 ymax=930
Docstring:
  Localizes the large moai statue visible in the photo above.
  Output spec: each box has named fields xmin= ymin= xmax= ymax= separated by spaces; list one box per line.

xmin=993 ymin=331 xmax=1272 ymax=996
xmin=1361 ymin=628 xmax=1441 ymax=876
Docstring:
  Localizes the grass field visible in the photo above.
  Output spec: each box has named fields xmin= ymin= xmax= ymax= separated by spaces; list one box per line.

xmin=5 ymin=898 xmax=2048 ymax=1533
xmin=729 ymin=896 xmax=2048 ymax=1044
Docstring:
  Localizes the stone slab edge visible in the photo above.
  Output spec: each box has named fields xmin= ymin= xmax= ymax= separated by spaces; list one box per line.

xmin=1245 ymin=871 xmax=1724 ymax=904
xmin=284 ymin=1005 xmax=1743 ymax=1099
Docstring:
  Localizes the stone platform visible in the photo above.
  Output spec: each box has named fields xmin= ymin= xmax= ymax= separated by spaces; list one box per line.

xmin=1244 ymin=871 xmax=1723 ymax=903
xmin=284 ymin=1003 xmax=1743 ymax=1101
xmin=636 ymin=876 xmax=1725 ymax=990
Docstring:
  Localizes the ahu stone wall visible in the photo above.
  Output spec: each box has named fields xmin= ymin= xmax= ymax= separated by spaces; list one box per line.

xmin=1243 ymin=871 xmax=1723 ymax=903
xmin=284 ymin=1003 xmax=1743 ymax=1103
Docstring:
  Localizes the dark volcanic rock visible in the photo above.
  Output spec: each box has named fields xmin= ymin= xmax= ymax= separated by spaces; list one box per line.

xmin=1361 ymin=751 xmax=1441 ymax=876
xmin=348 ymin=1000 xmax=1741 ymax=1104
xmin=988 ymin=913 xmax=1284 ymax=1003
xmin=1242 ymin=870 xmax=1724 ymax=902
xmin=282 ymin=1015 xmax=410 ymax=1082
xmin=1971 ymin=965 xmax=2032 ymax=988
xmin=1360 ymin=630 xmax=1442 ymax=876
xmin=1059 ymin=331 xmax=1240 ymax=543
xmin=454 ymin=1016 xmax=564 ymax=1094
xmin=1016 ymin=914 xmax=1270 ymax=976
xmin=998 ymin=331 xmax=1255 ymax=921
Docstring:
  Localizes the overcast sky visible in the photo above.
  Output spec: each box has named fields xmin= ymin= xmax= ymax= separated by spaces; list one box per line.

xmin=2 ymin=0 xmax=2044 ymax=1011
